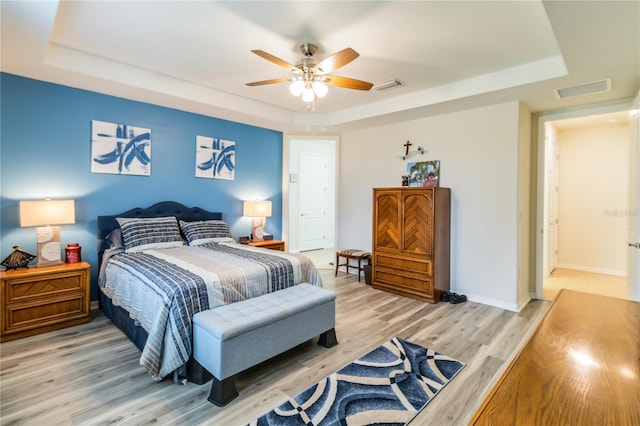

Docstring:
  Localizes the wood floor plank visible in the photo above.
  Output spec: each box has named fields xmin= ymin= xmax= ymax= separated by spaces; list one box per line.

xmin=0 ymin=268 xmax=550 ymax=425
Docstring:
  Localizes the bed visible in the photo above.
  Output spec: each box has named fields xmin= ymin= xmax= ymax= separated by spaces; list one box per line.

xmin=97 ymin=201 xmax=322 ymax=383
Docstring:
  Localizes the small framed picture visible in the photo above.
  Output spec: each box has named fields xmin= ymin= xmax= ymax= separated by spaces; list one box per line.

xmin=407 ymin=160 xmax=440 ymax=187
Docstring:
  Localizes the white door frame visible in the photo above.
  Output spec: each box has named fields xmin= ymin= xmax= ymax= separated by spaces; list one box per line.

xmin=535 ymin=100 xmax=635 ymax=300
xmin=283 ymin=135 xmax=338 ymax=253
xmin=543 ymin=126 xmax=559 ymax=277
xmin=628 ymin=92 xmax=640 ymax=301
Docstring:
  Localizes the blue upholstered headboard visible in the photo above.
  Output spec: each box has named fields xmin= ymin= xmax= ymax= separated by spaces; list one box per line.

xmin=97 ymin=201 xmax=223 ymax=266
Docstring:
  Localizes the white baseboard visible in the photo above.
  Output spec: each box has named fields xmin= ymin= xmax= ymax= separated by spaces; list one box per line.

xmin=556 ymin=263 xmax=627 ymax=277
xmin=464 ymin=293 xmax=521 ymax=312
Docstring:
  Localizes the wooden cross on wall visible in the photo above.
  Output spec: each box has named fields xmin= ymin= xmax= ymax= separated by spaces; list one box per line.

xmin=404 ymin=140 xmax=412 ymax=156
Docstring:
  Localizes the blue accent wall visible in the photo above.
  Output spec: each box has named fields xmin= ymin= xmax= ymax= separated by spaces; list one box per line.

xmin=0 ymin=73 xmax=283 ymax=299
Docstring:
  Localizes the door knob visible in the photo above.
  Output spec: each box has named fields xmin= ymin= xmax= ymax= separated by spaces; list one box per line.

xmin=629 ymin=242 xmax=640 ymax=249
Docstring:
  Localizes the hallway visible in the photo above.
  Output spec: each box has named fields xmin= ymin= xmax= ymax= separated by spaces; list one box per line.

xmin=543 ymin=268 xmax=627 ymax=301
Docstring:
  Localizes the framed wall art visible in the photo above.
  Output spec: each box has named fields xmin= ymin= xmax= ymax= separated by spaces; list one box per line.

xmin=195 ymin=135 xmax=236 ymax=180
xmin=91 ymin=120 xmax=151 ymax=176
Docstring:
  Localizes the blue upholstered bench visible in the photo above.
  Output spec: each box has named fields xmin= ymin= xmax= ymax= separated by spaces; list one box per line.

xmin=193 ymin=283 xmax=338 ymax=406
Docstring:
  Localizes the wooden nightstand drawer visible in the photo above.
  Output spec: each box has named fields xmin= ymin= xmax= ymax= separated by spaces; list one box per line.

xmin=1 ymin=262 xmax=91 ymax=342
xmin=5 ymin=272 xmax=85 ymax=304
xmin=4 ymin=294 xmax=88 ymax=333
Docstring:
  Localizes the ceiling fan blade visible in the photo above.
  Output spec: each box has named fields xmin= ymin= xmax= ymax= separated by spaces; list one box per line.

xmin=251 ymin=50 xmax=300 ymax=74
xmin=324 ymin=75 xmax=373 ymax=91
xmin=246 ymin=77 xmax=291 ymax=87
xmin=313 ymin=48 xmax=359 ymax=75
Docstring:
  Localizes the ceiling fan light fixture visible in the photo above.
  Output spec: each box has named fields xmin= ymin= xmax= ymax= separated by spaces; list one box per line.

xmin=289 ymin=80 xmax=304 ymax=96
xmin=248 ymin=44 xmax=372 ymax=111
xmin=312 ymin=81 xmax=328 ymax=98
xmin=302 ymin=86 xmax=316 ymax=103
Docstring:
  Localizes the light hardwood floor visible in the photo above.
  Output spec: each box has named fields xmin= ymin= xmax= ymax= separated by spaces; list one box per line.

xmin=0 ymin=263 xmax=550 ymax=425
xmin=543 ymin=268 xmax=627 ymax=301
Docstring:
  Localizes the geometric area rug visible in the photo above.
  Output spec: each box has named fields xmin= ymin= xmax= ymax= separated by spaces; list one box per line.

xmin=248 ymin=337 xmax=465 ymax=426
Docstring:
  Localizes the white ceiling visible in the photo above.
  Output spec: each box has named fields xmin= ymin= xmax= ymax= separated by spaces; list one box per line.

xmin=1 ymin=1 xmax=638 ymax=134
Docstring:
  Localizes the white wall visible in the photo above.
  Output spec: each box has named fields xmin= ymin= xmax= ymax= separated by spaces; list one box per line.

xmin=557 ymin=123 xmax=630 ymax=275
xmin=338 ymin=101 xmax=527 ymax=311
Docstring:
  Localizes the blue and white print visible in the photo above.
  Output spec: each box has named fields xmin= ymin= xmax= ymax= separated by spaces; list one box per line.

xmin=91 ymin=120 xmax=151 ymax=176
xmin=195 ymin=135 xmax=235 ymax=180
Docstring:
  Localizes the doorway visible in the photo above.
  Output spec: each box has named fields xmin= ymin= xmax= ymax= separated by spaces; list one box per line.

xmin=285 ymin=137 xmax=337 ymax=254
xmin=538 ymin=107 xmax=632 ymax=301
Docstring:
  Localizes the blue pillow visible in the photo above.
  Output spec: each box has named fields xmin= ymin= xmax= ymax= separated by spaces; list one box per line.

xmin=105 ymin=229 xmax=123 ymax=249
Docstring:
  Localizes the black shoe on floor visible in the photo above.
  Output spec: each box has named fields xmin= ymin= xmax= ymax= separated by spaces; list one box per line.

xmin=440 ymin=292 xmax=451 ymax=302
xmin=449 ymin=293 xmax=467 ymax=304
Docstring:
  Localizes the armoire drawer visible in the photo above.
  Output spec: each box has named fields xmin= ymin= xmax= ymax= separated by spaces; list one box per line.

xmin=374 ymin=253 xmax=432 ymax=275
xmin=374 ymin=267 xmax=432 ymax=293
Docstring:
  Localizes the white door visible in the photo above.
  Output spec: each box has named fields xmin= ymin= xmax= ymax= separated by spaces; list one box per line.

xmin=628 ymin=93 xmax=640 ymax=301
xmin=298 ymin=152 xmax=328 ymax=251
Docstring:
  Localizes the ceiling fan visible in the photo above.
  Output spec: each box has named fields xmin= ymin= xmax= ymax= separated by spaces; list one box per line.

xmin=246 ymin=43 xmax=373 ymax=108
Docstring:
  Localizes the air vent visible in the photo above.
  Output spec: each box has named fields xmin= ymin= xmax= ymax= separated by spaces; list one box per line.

xmin=373 ymin=79 xmax=404 ymax=91
xmin=554 ymin=79 xmax=611 ymax=99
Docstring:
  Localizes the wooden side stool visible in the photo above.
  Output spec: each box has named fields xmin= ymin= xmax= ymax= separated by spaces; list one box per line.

xmin=335 ymin=249 xmax=371 ymax=282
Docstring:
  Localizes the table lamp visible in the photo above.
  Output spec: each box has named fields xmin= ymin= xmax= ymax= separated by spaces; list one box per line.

xmin=243 ymin=200 xmax=272 ymax=241
xmin=19 ymin=199 xmax=75 ymax=267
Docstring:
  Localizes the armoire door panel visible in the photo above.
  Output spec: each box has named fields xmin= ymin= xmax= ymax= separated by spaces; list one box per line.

xmin=402 ymin=193 xmax=433 ymax=254
xmin=375 ymin=194 xmax=400 ymax=249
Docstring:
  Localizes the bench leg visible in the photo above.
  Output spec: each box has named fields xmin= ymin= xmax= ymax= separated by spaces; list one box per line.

xmin=207 ymin=376 xmax=238 ymax=407
xmin=187 ymin=358 xmax=212 ymax=385
xmin=318 ymin=328 xmax=338 ymax=348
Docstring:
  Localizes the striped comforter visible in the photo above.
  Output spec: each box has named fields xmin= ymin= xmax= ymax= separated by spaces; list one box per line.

xmin=99 ymin=242 xmax=322 ymax=381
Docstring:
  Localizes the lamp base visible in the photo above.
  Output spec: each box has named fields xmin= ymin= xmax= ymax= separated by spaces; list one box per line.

xmin=251 ymin=225 xmax=265 ymax=241
xmin=250 ymin=217 xmax=266 ymax=241
xmin=35 ymin=226 xmax=63 ymax=267
xmin=36 ymin=257 xmax=63 ymax=268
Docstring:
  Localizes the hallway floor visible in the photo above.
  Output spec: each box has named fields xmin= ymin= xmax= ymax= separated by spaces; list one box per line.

xmin=543 ymin=268 xmax=627 ymax=301
xmin=300 ymin=247 xmax=335 ymax=271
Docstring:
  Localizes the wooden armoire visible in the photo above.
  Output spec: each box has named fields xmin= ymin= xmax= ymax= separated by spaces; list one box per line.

xmin=372 ymin=187 xmax=451 ymax=303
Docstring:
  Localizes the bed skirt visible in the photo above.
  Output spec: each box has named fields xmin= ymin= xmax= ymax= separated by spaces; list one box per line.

xmin=98 ymin=291 xmax=212 ymax=384
xmin=99 ymin=290 xmax=148 ymax=353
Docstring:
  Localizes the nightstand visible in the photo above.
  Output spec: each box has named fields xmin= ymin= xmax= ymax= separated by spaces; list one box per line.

xmin=248 ymin=240 xmax=285 ymax=251
xmin=1 ymin=261 xmax=91 ymax=342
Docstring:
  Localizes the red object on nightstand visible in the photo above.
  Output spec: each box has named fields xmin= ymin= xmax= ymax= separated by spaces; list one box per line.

xmin=65 ymin=243 xmax=81 ymax=263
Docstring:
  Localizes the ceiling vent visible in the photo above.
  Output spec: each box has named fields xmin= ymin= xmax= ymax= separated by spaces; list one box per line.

xmin=373 ymin=79 xmax=404 ymax=91
xmin=554 ymin=78 xmax=611 ymax=100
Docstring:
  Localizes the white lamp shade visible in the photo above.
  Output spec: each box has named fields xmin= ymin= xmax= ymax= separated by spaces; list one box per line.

xmin=19 ymin=199 xmax=75 ymax=227
xmin=243 ymin=200 xmax=272 ymax=218
xmin=313 ymin=81 xmax=328 ymax=98
xmin=302 ymin=87 xmax=315 ymax=102
xmin=289 ymin=80 xmax=304 ymax=96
